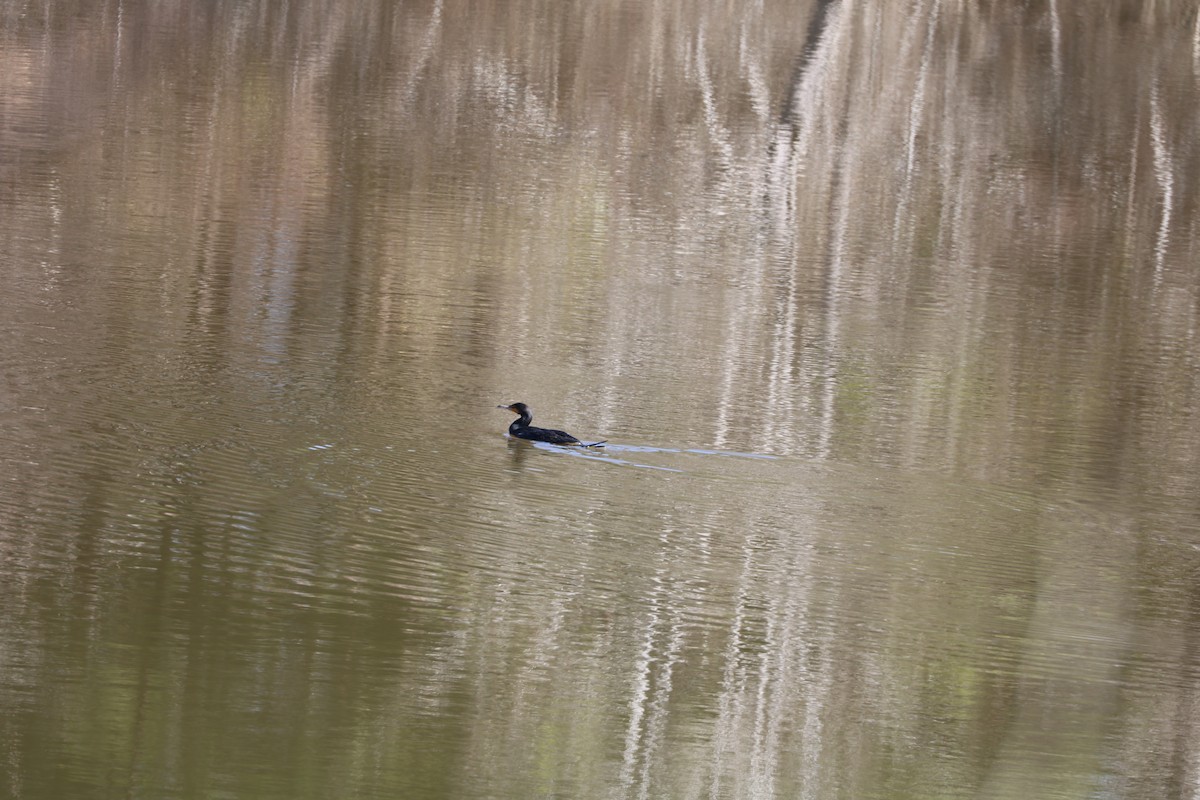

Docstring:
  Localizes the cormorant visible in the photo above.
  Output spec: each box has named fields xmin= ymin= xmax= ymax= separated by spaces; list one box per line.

xmin=498 ymin=402 xmax=605 ymax=447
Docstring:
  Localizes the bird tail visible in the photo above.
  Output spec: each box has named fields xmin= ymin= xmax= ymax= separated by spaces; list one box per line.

xmin=581 ymin=440 xmax=606 ymax=448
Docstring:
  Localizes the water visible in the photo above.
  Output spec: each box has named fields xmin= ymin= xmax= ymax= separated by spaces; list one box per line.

xmin=3 ymin=1 xmax=1200 ymax=798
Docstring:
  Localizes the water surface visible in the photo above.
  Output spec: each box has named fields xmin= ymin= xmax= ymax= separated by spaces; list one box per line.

xmin=3 ymin=2 xmax=1200 ymax=798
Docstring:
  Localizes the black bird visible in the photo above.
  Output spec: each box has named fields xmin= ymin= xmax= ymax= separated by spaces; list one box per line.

xmin=498 ymin=402 xmax=605 ymax=447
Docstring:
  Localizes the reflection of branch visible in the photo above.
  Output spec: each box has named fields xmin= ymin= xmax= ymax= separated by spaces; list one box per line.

xmin=393 ymin=0 xmax=444 ymax=113
xmin=473 ymin=58 xmax=556 ymax=136
xmin=695 ymin=25 xmax=733 ymax=166
xmin=1149 ymin=81 xmax=1173 ymax=281
xmin=707 ymin=528 xmax=826 ymax=797
xmin=755 ymin=1 xmax=846 ymax=452
xmin=617 ymin=580 xmax=686 ymax=800
xmin=778 ymin=0 xmax=839 ymax=127
xmin=892 ymin=0 xmax=941 ymax=248
xmin=766 ymin=0 xmax=843 ymax=194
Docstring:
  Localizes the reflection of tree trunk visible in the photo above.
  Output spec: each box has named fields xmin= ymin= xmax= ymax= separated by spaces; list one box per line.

xmin=756 ymin=0 xmax=845 ymax=454
xmin=778 ymin=0 xmax=840 ymax=127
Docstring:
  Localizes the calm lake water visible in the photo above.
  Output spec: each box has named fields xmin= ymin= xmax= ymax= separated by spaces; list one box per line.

xmin=3 ymin=2 xmax=1200 ymax=798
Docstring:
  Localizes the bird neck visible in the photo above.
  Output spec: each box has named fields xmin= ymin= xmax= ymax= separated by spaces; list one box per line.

xmin=509 ymin=410 xmax=532 ymax=432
